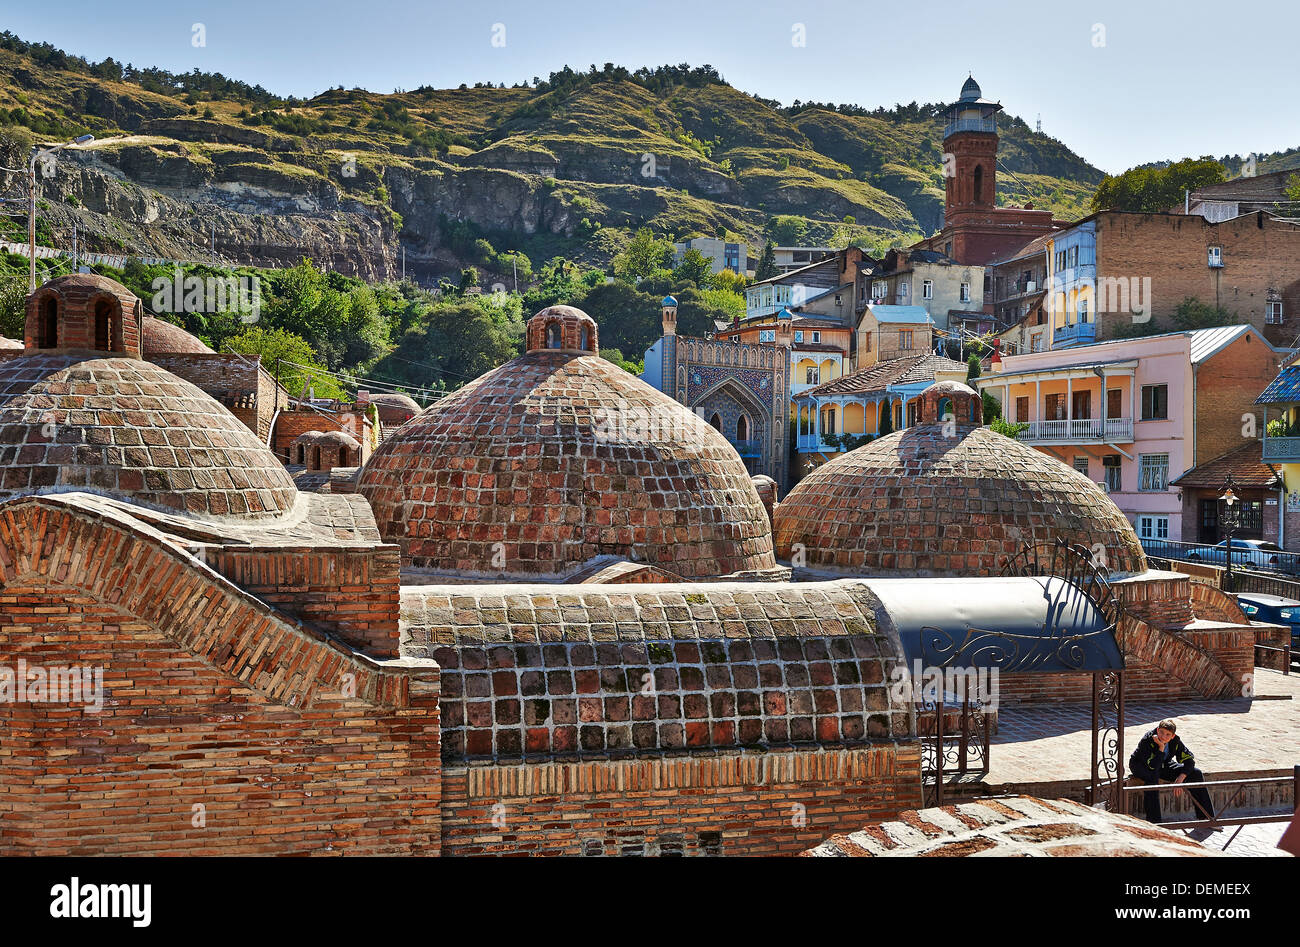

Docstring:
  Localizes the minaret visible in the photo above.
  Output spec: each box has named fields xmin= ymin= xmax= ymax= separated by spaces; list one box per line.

xmin=661 ymin=295 xmax=678 ymax=336
xmin=942 ymin=75 xmax=1002 ymax=216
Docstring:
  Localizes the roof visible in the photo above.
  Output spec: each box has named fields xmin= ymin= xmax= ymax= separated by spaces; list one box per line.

xmin=867 ymin=304 xmax=934 ymax=325
xmin=1256 ymin=364 xmax=1300 ymax=404
xmin=802 ymin=796 xmax=1215 ymax=857
xmin=1171 ymin=441 xmax=1279 ymax=490
xmin=998 ymin=324 xmax=1276 ymax=375
xmin=799 ymin=353 xmax=966 ymax=399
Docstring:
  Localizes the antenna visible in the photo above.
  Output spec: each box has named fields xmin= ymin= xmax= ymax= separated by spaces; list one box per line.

xmin=1036 ymin=113 xmax=1042 ymax=134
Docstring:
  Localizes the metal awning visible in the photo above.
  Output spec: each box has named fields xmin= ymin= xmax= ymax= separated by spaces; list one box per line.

xmin=865 ymin=576 xmax=1124 ymax=673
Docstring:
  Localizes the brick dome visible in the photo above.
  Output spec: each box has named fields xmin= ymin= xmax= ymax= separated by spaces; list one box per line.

xmin=0 ymin=354 xmax=298 ymax=520
xmin=142 ymin=316 xmax=214 ymax=355
xmin=359 ymin=309 xmax=776 ymax=578
xmin=367 ymin=392 xmax=421 ymax=424
xmin=774 ymin=382 xmax=1146 ymax=576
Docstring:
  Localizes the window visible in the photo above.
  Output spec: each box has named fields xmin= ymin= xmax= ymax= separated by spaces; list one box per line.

xmin=736 ymin=415 xmax=749 ymax=441
xmin=795 ymin=330 xmax=804 ymax=342
xmin=922 ymin=279 xmax=934 ymax=299
xmin=805 ymin=366 xmax=819 ymax=385
xmin=811 ymin=331 xmax=820 ymax=343
xmin=1138 ymin=515 xmax=1169 ymax=540
xmin=709 ymin=413 xmax=722 ymax=431
xmin=872 ymin=280 xmax=887 ymax=299
xmin=900 ymin=329 xmax=914 ymax=350
xmin=1077 ymin=296 xmax=1089 ymax=324
xmin=1106 ymin=388 xmax=1123 ymax=420
xmin=1015 ymin=396 xmax=1029 ymax=423
xmin=1073 ymin=456 xmax=1090 ymax=476
xmin=1138 ymin=454 xmax=1169 ymax=492
xmin=960 ymin=282 xmax=971 ymax=303
xmin=823 ymin=407 xmax=837 ymax=434
xmin=1045 ymin=392 xmax=1066 ymax=420
xmin=1141 ymin=384 xmax=1168 ymax=420
xmin=580 ymin=326 xmax=590 ymax=350
xmin=759 ymin=329 xmax=776 ymax=342
xmin=973 ymin=164 xmax=984 ymax=203
xmin=1031 ymin=332 xmax=1044 ymax=353
xmin=894 ymin=403 xmax=903 ymax=429
xmin=1103 ymin=454 xmax=1122 ymax=492
xmin=1208 ymin=246 xmax=1223 ymax=267
xmin=545 ymin=322 xmax=562 ymax=349
xmin=1267 ymin=301 xmax=1284 ymax=325
xmin=39 ymin=296 xmax=58 ymax=348
xmin=898 ymin=282 xmax=909 ymax=298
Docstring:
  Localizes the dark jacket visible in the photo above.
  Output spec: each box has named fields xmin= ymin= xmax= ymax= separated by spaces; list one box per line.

xmin=1129 ymin=729 xmax=1196 ymax=778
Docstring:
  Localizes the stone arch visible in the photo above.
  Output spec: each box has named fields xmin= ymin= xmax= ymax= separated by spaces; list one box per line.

xmin=32 ymin=289 xmax=59 ymax=348
xmin=87 ymin=291 xmax=124 ymax=352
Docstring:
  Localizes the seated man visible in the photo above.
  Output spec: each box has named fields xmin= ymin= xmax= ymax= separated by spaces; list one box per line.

xmin=1128 ymin=719 xmax=1216 ymax=826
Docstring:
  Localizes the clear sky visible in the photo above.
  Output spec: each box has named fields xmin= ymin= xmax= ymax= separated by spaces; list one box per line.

xmin=5 ymin=0 xmax=1298 ymax=173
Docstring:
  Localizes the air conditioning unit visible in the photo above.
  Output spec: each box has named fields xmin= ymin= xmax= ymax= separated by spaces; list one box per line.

xmin=1026 ymin=281 xmax=1037 ymax=292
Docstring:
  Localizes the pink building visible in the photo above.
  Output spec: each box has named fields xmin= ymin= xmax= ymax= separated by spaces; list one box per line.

xmin=976 ymin=326 xmax=1285 ymax=543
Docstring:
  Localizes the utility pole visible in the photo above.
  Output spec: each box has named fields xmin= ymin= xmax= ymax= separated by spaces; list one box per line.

xmin=211 ymin=219 xmax=216 ymax=265
xmin=506 ymin=249 xmax=520 ymax=294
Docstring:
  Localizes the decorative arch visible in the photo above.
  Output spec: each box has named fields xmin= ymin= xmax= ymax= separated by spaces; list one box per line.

xmin=545 ymin=321 xmax=563 ymax=349
xmin=33 ymin=289 xmax=59 ymax=348
xmin=87 ymin=291 xmax=124 ymax=352
xmin=973 ymin=164 xmax=984 ymax=204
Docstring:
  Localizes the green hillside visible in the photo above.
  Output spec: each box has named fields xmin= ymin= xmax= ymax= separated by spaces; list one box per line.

xmin=0 ymin=32 xmax=1106 ymax=284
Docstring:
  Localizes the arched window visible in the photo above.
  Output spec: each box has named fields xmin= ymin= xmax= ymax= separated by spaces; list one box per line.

xmin=93 ymin=299 xmax=118 ymax=351
xmin=709 ymin=413 xmax=722 ymax=431
xmin=39 ymin=296 xmax=58 ymax=348
xmin=971 ymin=399 xmax=981 ymax=423
xmin=736 ymin=415 xmax=749 ymax=442
xmin=311 ymin=446 xmax=321 ymax=470
xmin=546 ymin=322 xmax=563 ymax=349
xmin=296 ymin=444 xmax=305 ymax=465
xmin=824 ymin=407 xmax=837 ymax=435
xmin=938 ymin=397 xmax=954 ymax=421
xmin=973 ymin=165 xmax=984 ymax=204
xmin=580 ymin=326 xmax=590 ymax=351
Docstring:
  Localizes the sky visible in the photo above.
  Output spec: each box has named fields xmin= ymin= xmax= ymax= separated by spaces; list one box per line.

xmin=4 ymin=0 xmax=1299 ymax=174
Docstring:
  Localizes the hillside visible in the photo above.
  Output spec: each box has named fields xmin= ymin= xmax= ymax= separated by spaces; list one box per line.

xmin=0 ymin=33 xmax=1106 ymax=285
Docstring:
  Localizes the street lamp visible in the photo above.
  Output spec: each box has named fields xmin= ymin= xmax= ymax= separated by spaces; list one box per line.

xmin=29 ymin=134 xmax=95 ymax=292
xmin=504 ymin=249 xmax=520 ymax=294
xmin=1219 ymin=475 xmax=1241 ymax=592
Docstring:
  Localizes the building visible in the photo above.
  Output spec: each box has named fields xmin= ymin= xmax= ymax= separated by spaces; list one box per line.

xmin=793 ymin=352 xmax=967 ymax=465
xmin=643 ymin=298 xmax=792 ymax=488
xmin=1170 ymin=441 xmax=1282 ymax=547
xmin=714 ymin=309 xmax=850 ymax=408
xmin=978 ymin=324 xmax=1286 ymax=542
xmin=672 ymin=236 xmax=748 ymax=275
xmin=1180 ymin=167 xmax=1298 ymax=223
xmin=744 ymin=246 xmax=874 ymax=323
xmin=912 ymin=77 xmax=1065 ymax=267
xmin=866 ymin=248 xmax=985 ymax=334
xmin=0 ymin=275 xmax=1276 ymax=857
xmin=1254 ymin=356 xmax=1300 ymax=547
xmin=772 ymin=245 xmax=838 ymax=274
xmin=989 ymin=210 xmax=1300 ymax=353
xmin=856 ymin=304 xmax=939 ymax=368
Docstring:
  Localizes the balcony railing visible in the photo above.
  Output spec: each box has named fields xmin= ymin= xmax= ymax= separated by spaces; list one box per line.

xmin=1263 ymin=436 xmax=1300 ymax=462
xmin=1014 ymin=417 xmax=1134 ymax=444
xmin=943 ymin=117 xmax=997 ymax=137
xmin=1053 ymin=322 xmax=1096 ymax=346
xmin=729 ymin=439 xmax=762 ymax=458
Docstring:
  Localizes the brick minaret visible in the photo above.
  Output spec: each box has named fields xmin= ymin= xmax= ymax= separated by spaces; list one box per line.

xmin=942 ymin=75 xmax=1001 ymax=218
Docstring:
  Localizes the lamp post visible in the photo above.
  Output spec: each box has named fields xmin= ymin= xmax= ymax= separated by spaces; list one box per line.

xmin=28 ymin=135 xmax=95 ymax=292
xmin=1220 ymin=475 xmax=1241 ymax=592
xmin=504 ymin=249 xmax=520 ymax=294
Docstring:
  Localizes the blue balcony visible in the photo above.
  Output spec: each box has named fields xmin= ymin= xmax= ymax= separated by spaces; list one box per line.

xmin=1053 ymin=322 xmax=1096 ymax=347
xmin=1263 ymin=436 xmax=1300 ymax=462
xmin=729 ymin=439 xmax=762 ymax=458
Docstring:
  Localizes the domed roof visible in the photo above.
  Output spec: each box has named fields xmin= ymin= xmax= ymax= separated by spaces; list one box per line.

xmin=359 ymin=308 xmax=776 ymax=579
xmin=959 ymin=75 xmax=982 ymax=102
xmin=366 ymin=392 xmax=421 ymax=423
xmin=0 ymin=354 xmax=298 ymax=520
xmin=774 ymin=382 xmax=1146 ymax=577
xmin=142 ymin=316 xmax=214 ymax=355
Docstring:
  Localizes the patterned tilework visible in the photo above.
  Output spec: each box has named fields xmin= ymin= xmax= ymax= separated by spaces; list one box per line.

xmin=0 ymin=355 xmax=298 ymax=520
xmin=775 ymin=388 xmax=1147 ymax=576
xmin=401 ymin=581 xmax=911 ymax=763
xmin=686 ymin=365 xmax=775 ymax=411
xmin=360 ymin=351 xmax=776 ymax=579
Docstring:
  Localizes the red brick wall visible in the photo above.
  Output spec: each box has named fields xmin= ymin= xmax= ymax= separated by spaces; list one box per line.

xmin=1193 ymin=332 xmax=1284 ymax=466
xmin=440 ymin=745 xmax=922 ymax=856
xmin=1095 ymin=212 xmax=1300 ymax=347
xmin=209 ymin=546 xmax=402 ymax=657
xmin=0 ymin=497 xmax=440 ymax=856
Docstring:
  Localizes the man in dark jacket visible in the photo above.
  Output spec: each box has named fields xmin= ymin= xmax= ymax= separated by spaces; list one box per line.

xmin=1128 ymin=719 xmax=1216 ymax=825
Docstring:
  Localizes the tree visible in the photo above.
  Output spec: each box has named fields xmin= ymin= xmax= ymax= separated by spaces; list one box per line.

xmin=225 ymin=326 xmax=344 ymax=399
xmin=981 ymin=390 xmax=1001 ymax=424
xmin=878 ymin=402 xmax=894 ymax=437
xmin=0 ymin=274 xmax=26 ymax=339
xmin=768 ymin=215 xmax=808 ymax=246
xmin=612 ymin=228 xmax=674 ymax=283
xmin=1090 ymin=157 xmax=1227 ymax=213
xmin=1170 ymin=296 xmax=1237 ymax=330
xmin=672 ymin=247 xmax=714 ymax=287
xmin=710 ymin=268 xmax=748 ymax=295
xmin=966 ymin=352 xmax=982 ymax=385
xmin=754 ymin=240 xmax=778 ymax=281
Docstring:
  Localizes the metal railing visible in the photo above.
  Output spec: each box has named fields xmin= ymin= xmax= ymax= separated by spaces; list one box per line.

xmin=1263 ymin=436 xmax=1300 ymax=462
xmin=1014 ymin=417 xmax=1134 ymax=444
xmin=1140 ymin=538 xmax=1300 ymax=577
xmin=1120 ymin=768 xmax=1298 ymax=849
xmin=943 ymin=117 xmax=997 ymax=136
xmin=1053 ymin=322 xmax=1097 ymax=346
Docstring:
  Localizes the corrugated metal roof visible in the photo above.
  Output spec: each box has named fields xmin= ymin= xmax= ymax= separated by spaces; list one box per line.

xmin=868 ymin=304 xmax=935 ymax=324
xmin=1188 ymin=324 xmax=1255 ymax=363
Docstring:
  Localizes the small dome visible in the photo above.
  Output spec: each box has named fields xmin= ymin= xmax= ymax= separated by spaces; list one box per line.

xmin=359 ymin=317 xmax=776 ymax=579
xmin=525 ymin=305 xmax=598 ymax=355
xmin=774 ymin=382 xmax=1146 ymax=577
xmin=142 ymin=316 xmax=214 ymax=355
xmin=0 ymin=354 xmax=297 ymax=520
xmin=313 ymin=429 xmax=361 ymax=450
xmin=26 ymin=273 xmax=143 ymax=357
xmin=662 ymin=295 xmax=678 ymax=307
xmin=366 ymin=392 xmax=421 ymax=424
xmin=959 ymin=75 xmax=982 ymax=102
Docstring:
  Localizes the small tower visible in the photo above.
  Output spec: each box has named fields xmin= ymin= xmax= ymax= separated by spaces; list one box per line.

xmin=775 ymin=308 xmax=794 ymax=348
xmin=661 ymin=295 xmax=678 ymax=336
xmin=942 ymin=76 xmax=1003 ymax=216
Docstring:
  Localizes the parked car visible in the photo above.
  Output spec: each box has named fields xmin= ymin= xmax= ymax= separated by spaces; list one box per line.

xmin=1185 ymin=538 xmax=1293 ymax=573
xmin=1235 ymin=594 xmax=1300 ymax=664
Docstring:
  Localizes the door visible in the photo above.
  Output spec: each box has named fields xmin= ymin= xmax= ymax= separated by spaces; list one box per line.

xmin=1072 ymin=389 xmax=1092 ymax=419
xmin=1198 ymin=499 xmax=1219 ymax=544
xmin=1106 ymin=388 xmax=1123 ymax=420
